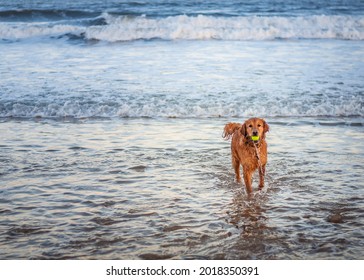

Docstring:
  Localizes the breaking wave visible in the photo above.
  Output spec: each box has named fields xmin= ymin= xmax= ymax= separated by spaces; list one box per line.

xmin=1 ymin=92 xmax=362 ymax=119
xmin=0 ymin=13 xmax=363 ymax=41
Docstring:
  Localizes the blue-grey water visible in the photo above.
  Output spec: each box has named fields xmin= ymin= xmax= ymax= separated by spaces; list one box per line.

xmin=0 ymin=0 xmax=363 ymax=259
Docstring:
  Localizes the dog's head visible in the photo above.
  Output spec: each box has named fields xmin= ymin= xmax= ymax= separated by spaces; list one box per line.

xmin=241 ymin=118 xmax=269 ymax=142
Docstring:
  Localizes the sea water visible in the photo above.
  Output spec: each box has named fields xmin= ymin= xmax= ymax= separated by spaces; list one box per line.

xmin=0 ymin=0 xmax=363 ymax=259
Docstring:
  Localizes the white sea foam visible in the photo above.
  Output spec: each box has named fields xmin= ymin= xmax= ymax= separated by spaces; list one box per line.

xmin=1 ymin=92 xmax=363 ymax=119
xmin=0 ymin=14 xmax=363 ymax=41
xmin=90 ymin=14 xmax=364 ymax=41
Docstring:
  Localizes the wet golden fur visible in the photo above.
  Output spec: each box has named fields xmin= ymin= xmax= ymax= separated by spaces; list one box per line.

xmin=223 ymin=118 xmax=269 ymax=193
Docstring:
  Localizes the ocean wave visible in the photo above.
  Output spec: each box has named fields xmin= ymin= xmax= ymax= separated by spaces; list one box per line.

xmin=88 ymin=14 xmax=364 ymax=41
xmin=0 ymin=14 xmax=363 ymax=41
xmin=1 ymin=93 xmax=362 ymax=119
xmin=0 ymin=22 xmax=84 ymax=40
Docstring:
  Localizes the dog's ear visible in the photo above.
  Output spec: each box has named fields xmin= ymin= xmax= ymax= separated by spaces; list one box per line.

xmin=263 ymin=120 xmax=270 ymax=134
xmin=240 ymin=122 xmax=247 ymax=137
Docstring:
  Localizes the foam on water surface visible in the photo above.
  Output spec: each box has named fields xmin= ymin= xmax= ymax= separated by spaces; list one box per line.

xmin=0 ymin=39 xmax=363 ymax=120
xmin=0 ymin=14 xmax=363 ymax=41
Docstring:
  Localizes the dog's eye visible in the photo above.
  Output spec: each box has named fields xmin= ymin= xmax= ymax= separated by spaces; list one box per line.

xmin=248 ymin=124 xmax=253 ymax=128
xmin=258 ymin=124 xmax=262 ymax=127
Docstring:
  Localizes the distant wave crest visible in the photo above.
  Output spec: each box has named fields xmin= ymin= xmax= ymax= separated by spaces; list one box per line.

xmin=0 ymin=14 xmax=363 ymax=41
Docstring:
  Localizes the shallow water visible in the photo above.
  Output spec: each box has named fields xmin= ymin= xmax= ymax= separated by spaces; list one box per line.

xmin=0 ymin=117 xmax=363 ymax=259
xmin=1 ymin=0 xmax=364 ymax=260
xmin=1 ymin=40 xmax=363 ymax=119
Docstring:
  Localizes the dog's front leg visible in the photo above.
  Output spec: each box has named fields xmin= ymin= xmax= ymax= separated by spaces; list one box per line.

xmin=232 ymin=157 xmax=241 ymax=182
xmin=243 ymin=166 xmax=253 ymax=193
xmin=258 ymin=165 xmax=266 ymax=189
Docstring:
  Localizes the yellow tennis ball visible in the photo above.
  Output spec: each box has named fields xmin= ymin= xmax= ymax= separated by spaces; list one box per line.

xmin=251 ymin=136 xmax=259 ymax=141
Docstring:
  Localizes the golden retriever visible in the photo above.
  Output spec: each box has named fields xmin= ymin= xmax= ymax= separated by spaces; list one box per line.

xmin=223 ymin=118 xmax=269 ymax=193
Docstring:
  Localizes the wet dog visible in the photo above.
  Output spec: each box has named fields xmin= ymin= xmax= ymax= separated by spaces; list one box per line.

xmin=223 ymin=118 xmax=269 ymax=193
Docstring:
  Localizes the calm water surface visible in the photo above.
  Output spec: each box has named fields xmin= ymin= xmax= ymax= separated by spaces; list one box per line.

xmin=0 ymin=118 xmax=363 ymax=259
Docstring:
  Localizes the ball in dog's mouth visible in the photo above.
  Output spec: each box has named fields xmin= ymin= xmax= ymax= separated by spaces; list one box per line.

xmin=251 ymin=135 xmax=259 ymax=142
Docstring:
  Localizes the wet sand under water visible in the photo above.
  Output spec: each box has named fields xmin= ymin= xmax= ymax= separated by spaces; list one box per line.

xmin=0 ymin=117 xmax=363 ymax=259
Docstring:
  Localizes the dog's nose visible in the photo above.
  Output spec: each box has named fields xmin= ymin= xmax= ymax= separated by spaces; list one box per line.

xmin=253 ymin=130 xmax=258 ymax=136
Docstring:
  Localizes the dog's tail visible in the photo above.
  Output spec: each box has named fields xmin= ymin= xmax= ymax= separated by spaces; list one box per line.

xmin=223 ymin=122 xmax=242 ymax=140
